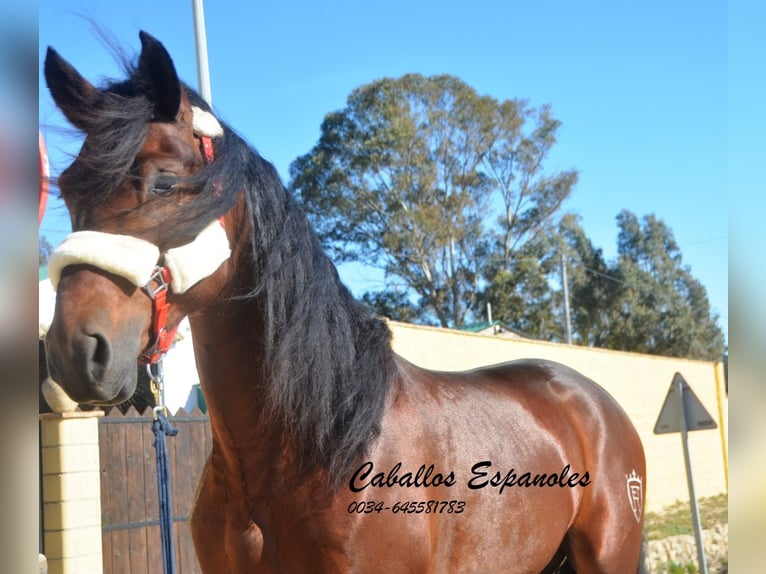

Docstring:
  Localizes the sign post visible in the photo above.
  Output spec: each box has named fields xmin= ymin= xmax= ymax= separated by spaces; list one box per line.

xmin=654 ymin=373 xmax=717 ymax=574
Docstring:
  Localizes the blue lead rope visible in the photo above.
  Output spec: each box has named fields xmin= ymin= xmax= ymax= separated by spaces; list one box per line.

xmin=152 ymin=409 xmax=179 ymax=574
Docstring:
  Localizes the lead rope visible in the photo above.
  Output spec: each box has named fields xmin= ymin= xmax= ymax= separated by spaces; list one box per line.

xmin=149 ymin=360 xmax=178 ymax=574
xmin=146 ymin=131 xmax=214 ymax=574
xmin=142 ymin=266 xmax=179 ymax=574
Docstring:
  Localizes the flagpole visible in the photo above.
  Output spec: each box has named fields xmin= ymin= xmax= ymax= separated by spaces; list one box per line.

xmin=191 ymin=0 xmax=213 ymax=106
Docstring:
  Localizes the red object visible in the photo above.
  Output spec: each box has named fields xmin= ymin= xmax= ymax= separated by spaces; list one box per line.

xmin=200 ymin=135 xmax=214 ymax=164
xmin=140 ymin=267 xmax=180 ymax=365
xmin=39 ymin=131 xmax=49 ymax=226
xmin=140 ymin=135 xmax=218 ymax=365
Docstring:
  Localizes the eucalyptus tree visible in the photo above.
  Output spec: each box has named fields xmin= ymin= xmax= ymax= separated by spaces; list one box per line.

xmin=290 ymin=74 xmax=576 ymax=327
xmin=601 ymin=211 xmax=725 ymax=360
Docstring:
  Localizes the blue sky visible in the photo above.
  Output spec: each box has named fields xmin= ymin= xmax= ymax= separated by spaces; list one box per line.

xmin=39 ymin=0 xmax=729 ymax=341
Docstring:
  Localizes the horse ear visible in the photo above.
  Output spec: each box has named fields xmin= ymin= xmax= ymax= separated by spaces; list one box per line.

xmin=137 ymin=31 xmax=181 ymax=122
xmin=44 ymin=47 xmax=100 ymax=131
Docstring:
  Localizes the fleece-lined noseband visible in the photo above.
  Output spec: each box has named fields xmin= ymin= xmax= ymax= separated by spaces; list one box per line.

xmin=48 ymin=219 xmax=230 ymax=294
xmin=48 ymin=106 xmax=228 ymax=364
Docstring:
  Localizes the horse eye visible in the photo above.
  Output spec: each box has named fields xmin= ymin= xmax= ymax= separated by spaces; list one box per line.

xmin=151 ymin=174 xmax=177 ymax=195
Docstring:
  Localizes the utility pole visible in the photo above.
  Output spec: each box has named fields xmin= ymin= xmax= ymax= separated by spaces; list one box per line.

xmin=191 ymin=0 xmax=213 ymax=106
xmin=560 ymin=252 xmax=572 ymax=344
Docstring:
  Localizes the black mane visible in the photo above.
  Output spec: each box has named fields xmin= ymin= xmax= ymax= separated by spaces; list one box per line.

xmin=226 ymin=121 xmax=399 ymax=483
xmin=58 ymin=60 xmax=398 ymax=483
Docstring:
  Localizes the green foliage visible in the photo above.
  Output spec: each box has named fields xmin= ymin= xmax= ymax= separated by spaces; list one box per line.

xmin=480 ymin=210 xmax=725 ymax=360
xmin=39 ymin=235 xmax=53 ymax=266
xmin=648 ymin=494 xmax=727 ymax=574
xmin=290 ymin=74 xmax=576 ymax=328
xmin=290 ymin=74 xmax=724 ymax=359
xmin=477 ymin=232 xmax=562 ymax=340
xmin=557 ymin=213 xmax=614 ymax=347
xmin=576 ymin=211 xmax=725 ymax=360
xmin=602 ymin=211 xmax=725 ymax=360
xmin=659 ymin=562 xmax=699 ymax=574
xmin=644 ymin=493 xmax=728 ymax=541
xmin=360 ymin=290 xmax=424 ymax=324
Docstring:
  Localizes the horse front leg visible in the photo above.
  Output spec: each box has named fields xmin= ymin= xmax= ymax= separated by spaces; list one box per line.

xmin=190 ymin=456 xmax=229 ymax=573
xmin=190 ymin=452 xmax=267 ymax=573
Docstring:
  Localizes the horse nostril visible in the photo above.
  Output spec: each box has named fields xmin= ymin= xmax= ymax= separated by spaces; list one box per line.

xmin=93 ymin=332 xmax=112 ymax=365
xmin=83 ymin=330 xmax=113 ymax=381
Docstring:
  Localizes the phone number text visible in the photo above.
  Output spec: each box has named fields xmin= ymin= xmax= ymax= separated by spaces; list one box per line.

xmin=347 ymin=500 xmax=466 ymax=514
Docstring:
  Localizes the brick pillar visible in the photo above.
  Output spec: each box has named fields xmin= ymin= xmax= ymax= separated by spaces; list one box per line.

xmin=40 ymin=411 xmax=104 ymax=574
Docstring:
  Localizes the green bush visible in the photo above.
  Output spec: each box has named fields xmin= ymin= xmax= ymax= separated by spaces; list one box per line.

xmin=658 ymin=561 xmax=698 ymax=574
xmin=645 ymin=494 xmax=727 ymax=540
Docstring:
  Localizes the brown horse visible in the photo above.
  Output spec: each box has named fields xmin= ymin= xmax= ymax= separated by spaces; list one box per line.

xmin=44 ymin=32 xmax=646 ymax=573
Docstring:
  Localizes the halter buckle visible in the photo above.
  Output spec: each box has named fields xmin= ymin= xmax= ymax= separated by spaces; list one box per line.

xmin=140 ymin=266 xmax=177 ymax=367
xmin=145 ymin=266 xmax=170 ymax=300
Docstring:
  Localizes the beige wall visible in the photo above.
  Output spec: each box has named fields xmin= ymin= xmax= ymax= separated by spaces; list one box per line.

xmin=40 ymin=412 xmax=104 ymax=574
xmin=388 ymin=321 xmax=728 ymax=513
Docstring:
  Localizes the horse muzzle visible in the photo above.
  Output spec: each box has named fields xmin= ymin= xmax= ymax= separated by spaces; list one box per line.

xmin=45 ymin=321 xmax=139 ymax=405
xmin=44 ymin=218 xmax=230 ymax=405
xmin=44 ymin=263 xmax=145 ymax=405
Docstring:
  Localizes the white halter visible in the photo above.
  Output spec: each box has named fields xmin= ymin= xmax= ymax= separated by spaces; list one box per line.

xmin=48 ymin=219 xmax=231 ymax=294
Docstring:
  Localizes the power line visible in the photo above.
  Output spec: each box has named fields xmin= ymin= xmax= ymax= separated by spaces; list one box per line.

xmin=680 ymin=236 xmax=727 ymax=247
xmin=581 ymin=265 xmax=631 ymax=287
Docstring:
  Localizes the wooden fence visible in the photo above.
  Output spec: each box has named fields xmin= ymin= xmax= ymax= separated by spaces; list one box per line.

xmin=98 ymin=407 xmax=211 ymax=574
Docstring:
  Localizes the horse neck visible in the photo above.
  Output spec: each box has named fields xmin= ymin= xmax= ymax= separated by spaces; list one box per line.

xmin=187 ymin=297 xmax=309 ymax=489
xmin=184 ymin=212 xmax=338 ymax=486
xmin=184 ymin=186 xmax=395 ymax=497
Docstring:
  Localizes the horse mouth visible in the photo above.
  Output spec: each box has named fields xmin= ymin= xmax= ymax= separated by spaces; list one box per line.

xmin=45 ymin=338 xmax=139 ymax=406
xmin=52 ymin=373 xmax=136 ymax=406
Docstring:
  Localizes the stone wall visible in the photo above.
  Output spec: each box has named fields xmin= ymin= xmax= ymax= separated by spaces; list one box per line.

xmin=647 ymin=523 xmax=728 ymax=573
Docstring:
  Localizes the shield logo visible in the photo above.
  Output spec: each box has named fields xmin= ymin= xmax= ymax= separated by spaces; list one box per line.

xmin=625 ymin=470 xmax=643 ymax=523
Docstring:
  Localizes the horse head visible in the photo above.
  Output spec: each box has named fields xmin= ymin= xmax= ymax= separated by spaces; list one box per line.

xmin=44 ymin=31 xmax=233 ymax=405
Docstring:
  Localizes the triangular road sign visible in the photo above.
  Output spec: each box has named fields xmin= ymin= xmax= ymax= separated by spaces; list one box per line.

xmin=653 ymin=373 xmax=718 ymax=434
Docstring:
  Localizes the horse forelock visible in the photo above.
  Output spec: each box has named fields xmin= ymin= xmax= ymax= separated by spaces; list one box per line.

xmin=57 ymin=86 xmax=151 ymax=205
xmin=57 ymin=70 xmax=236 ymax=243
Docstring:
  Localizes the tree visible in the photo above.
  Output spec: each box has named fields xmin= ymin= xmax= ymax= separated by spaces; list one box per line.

xmin=479 ymin=211 xmax=725 ymax=361
xmin=290 ymin=74 xmax=576 ymax=327
xmin=476 ymin=230 xmax=562 ymax=340
xmin=564 ymin=211 xmax=726 ymax=361
xmin=598 ymin=211 xmax=725 ymax=360
xmin=39 ymin=236 xmax=53 ymax=266
xmin=557 ymin=214 xmax=614 ymax=348
xmin=359 ymin=290 xmax=423 ymax=325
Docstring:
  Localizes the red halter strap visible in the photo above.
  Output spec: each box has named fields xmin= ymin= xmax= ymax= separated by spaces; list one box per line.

xmin=139 ymin=135 xmax=217 ymax=366
xmin=140 ymin=267 xmax=178 ymax=366
xmin=201 ymin=133 xmax=224 ymax=199
xmin=200 ymin=135 xmax=215 ymax=165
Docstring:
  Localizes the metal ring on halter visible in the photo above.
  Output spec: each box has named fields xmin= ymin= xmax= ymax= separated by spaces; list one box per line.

xmin=147 ymin=360 xmax=164 ymax=385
